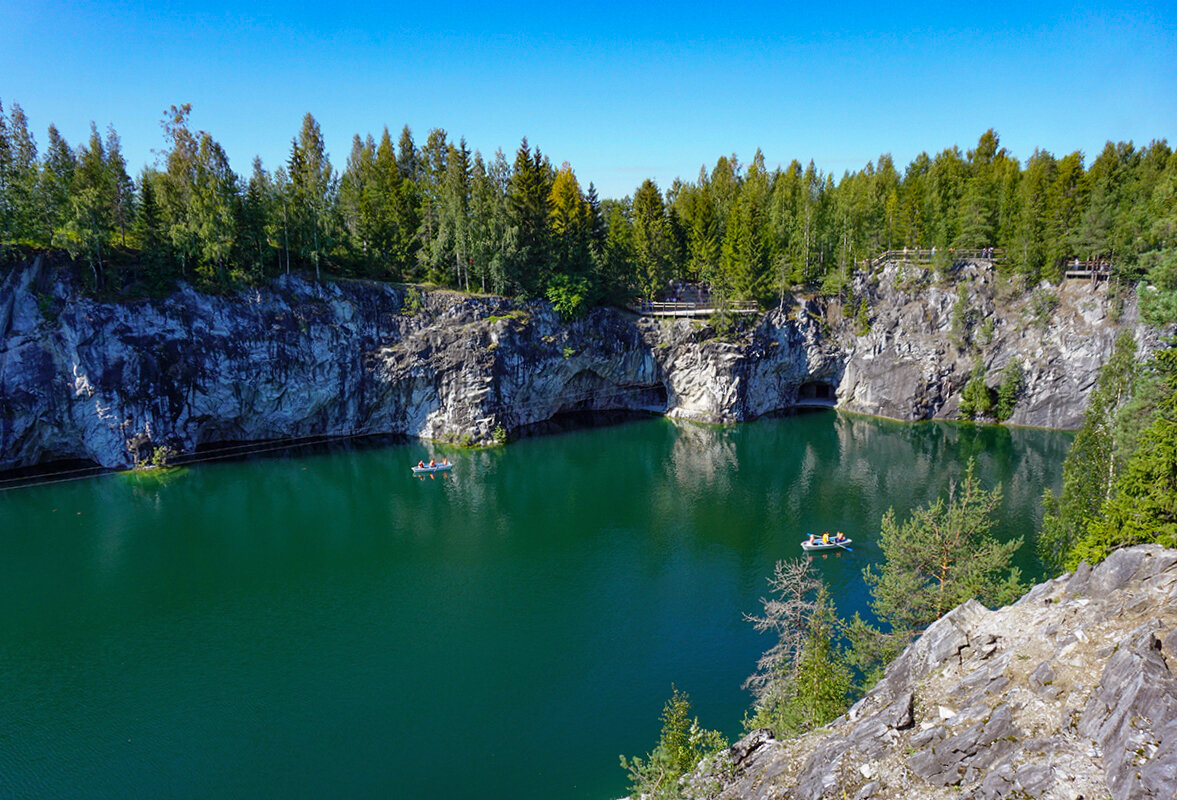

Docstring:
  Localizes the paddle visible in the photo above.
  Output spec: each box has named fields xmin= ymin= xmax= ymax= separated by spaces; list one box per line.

xmin=835 ymin=540 xmax=853 ymax=553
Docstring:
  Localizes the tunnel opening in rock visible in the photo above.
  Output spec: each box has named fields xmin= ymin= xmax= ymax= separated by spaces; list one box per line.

xmin=796 ymin=380 xmax=837 ymax=406
xmin=513 ymin=372 xmax=670 ymax=440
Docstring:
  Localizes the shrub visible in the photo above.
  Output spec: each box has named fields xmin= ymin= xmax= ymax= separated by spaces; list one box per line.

xmin=545 ymin=274 xmax=591 ymax=320
xmin=995 ymin=360 xmax=1024 ymax=421
xmin=401 ymin=286 xmax=423 ymax=316
xmin=620 ymin=687 xmax=727 ymax=799
xmin=958 ymin=362 xmax=993 ymax=419
xmin=1028 ymin=287 xmax=1059 ymax=331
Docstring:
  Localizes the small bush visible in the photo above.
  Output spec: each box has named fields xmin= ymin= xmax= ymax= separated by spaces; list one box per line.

xmin=401 ymin=286 xmax=423 ymax=316
xmin=958 ymin=363 xmax=993 ymax=419
xmin=1028 ymin=287 xmax=1059 ymax=331
xmin=619 ymin=687 xmax=727 ymax=799
xmin=995 ymin=360 xmax=1024 ymax=421
xmin=854 ymin=297 xmax=870 ymax=336
xmin=545 ymin=274 xmax=590 ymax=320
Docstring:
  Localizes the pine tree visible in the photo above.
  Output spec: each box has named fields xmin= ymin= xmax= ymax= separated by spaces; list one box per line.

xmin=41 ymin=124 xmax=76 ymax=248
xmin=288 ymin=112 xmax=336 ymax=279
xmin=505 ymin=138 xmax=552 ymax=295
xmin=631 ymin=178 xmax=675 ymax=302
xmin=743 ymin=560 xmax=851 ymax=737
xmin=1076 ymin=346 xmax=1177 ymax=563
xmin=547 ymin=161 xmax=591 ymax=279
xmin=865 ymin=459 xmax=1023 ymax=634
xmin=1038 ymin=334 xmax=1138 ymax=571
xmin=241 ymin=157 xmax=276 ymax=278
xmin=61 ymin=122 xmax=116 ymax=287
xmin=132 ymin=168 xmax=168 ymax=280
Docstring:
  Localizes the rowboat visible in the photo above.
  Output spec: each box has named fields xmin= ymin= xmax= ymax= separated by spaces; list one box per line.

xmin=411 ymin=461 xmax=453 ymax=475
xmin=801 ymin=535 xmax=852 ymax=552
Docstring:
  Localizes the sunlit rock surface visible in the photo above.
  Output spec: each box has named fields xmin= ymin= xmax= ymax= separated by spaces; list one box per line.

xmin=684 ymin=545 xmax=1177 ymax=800
xmin=0 ymin=257 xmax=1158 ymax=470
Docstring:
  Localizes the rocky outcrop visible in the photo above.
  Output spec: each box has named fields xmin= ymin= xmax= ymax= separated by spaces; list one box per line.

xmin=689 ymin=545 xmax=1177 ymax=800
xmin=0 ymin=257 xmax=1160 ymax=470
xmin=835 ymin=261 xmax=1161 ymax=428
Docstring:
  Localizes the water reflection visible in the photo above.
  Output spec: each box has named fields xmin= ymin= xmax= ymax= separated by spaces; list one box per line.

xmin=0 ymin=412 xmax=1070 ymax=800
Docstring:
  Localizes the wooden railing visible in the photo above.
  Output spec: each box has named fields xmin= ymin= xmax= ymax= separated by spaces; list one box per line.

xmin=630 ymin=300 xmax=760 ymax=317
xmin=858 ymin=248 xmax=1004 ymax=269
xmin=1064 ymin=260 xmax=1113 ymax=280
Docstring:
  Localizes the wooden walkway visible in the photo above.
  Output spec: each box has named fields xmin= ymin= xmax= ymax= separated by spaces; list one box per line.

xmin=858 ymin=248 xmax=1001 ymax=269
xmin=630 ymin=300 xmax=760 ymax=318
xmin=1063 ymin=261 xmax=1113 ymax=280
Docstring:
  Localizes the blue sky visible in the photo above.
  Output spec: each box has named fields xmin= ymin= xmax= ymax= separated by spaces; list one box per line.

xmin=2 ymin=1 xmax=1174 ymax=199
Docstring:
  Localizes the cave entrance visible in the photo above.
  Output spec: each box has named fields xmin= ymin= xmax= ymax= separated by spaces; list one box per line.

xmin=796 ymin=380 xmax=837 ymax=406
xmin=514 ymin=374 xmax=670 ymax=441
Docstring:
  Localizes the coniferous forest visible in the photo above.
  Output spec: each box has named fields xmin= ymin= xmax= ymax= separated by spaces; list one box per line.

xmin=1 ymin=101 xmax=1175 ymax=323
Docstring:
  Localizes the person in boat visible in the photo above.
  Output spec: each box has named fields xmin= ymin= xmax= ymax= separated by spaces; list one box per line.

xmin=835 ymin=532 xmax=845 ymax=542
xmin=429 ymin=459 xmax=436 ymax=467
xmin=417 ymin=460 xmax=425 ymax=469
xmin=807 ymin=534 xmax=816 ymax=545
xmin=822 ymin=532 xmax=830 ymax=544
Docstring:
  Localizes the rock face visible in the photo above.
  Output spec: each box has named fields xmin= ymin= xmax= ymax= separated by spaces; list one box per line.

xmin=834 ymin=261 xmax=1161 ymax=428
xmin=0 ymin=257 xmax=1161 ymax=470
xmin=692 ymin=545 xmax=1177 ymax=800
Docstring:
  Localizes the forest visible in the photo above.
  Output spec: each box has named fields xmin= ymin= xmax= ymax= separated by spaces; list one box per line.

xmin=0 ymin=101 xmax=1175 ymax=323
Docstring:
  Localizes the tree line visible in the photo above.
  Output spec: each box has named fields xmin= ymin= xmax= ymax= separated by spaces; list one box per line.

xmin=2 ymin=102 xmax=1175 ymax=319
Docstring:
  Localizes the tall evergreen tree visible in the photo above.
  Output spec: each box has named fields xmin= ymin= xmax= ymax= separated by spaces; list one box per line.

xmin=40 ymin=124 xmax=76 ymax=248
xmin=287 ymin=112 xmax=336 ymax=280
xmin=548 ymin=161 xmax=591 ymax=279
xmin=505 ymin=138 xmax=552 ymax=294
xmin=631 ymin=179 xmax=676 ymax=301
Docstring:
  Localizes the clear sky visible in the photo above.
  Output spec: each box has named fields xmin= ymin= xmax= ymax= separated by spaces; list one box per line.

xmin=2 ymin=0 xmax=1174 ymax=199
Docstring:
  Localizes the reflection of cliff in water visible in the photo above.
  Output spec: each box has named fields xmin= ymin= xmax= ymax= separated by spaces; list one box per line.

xmin=512 ymin=409 xmax=662 ymax=441
xmin=827 ymin=413 xmax=1071 ymax=573
xmin=665 ymin=420 xmax=740 ymax=498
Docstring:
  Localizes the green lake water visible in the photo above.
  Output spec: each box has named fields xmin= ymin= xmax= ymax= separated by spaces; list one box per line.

xmin=0 ymin=411 xmax=1071 ymax=799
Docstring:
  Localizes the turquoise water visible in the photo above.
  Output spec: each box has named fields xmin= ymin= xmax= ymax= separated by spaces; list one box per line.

xmin=0 ymin=412 xmax=1069 ymax=799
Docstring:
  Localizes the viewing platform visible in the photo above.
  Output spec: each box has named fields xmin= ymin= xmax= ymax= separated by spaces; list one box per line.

xmin=630 ymin=300 xmax=760 ymax=318
xmin=857 ymin=248 xmax=1002 ymax=269
xmin=1063 ymin=260 xmax=1113 ymax=280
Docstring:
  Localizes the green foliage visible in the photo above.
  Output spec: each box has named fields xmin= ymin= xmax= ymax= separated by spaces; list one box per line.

xmin=1027 ymin=286 xmax=1059 ymax=331
xmin=1038 ymin=334 xmax=1138 ymax=572
xmin=854 ymin=297 xmax=871 ymax=335
xmin=2 ymin=104 xmax=1175 ymax=310
xmin=864 ymin=459 xmax=1023 ymax=635
xmin=995 ymin=360 xmax=1024 ymax=421
xmin=745 ymin=578 xmax=852 ymax=738
xmin=545 ymin=273 xmax=591 ymax=320
xmin=958 ymin=362 xmax=993 ymax=419
xmin=1068 ymin=344 xmax=1177 ymax=566
xmin=148 ymin=445 xmax=175 ymax=468
xmin=949 ymin=284 xmax=974 ymax=349
xmin=620 ymin=687 xmax=727 ymax=799
xmin=401 ymin=286 xmax=423 ymax=316
xmin=978 ymin=317 xmax=995 ymax=346
xmin=1139 ymin=250 xmax=1177 ymax=326
xmin=491 ymin=425 xmax=508 ymax=445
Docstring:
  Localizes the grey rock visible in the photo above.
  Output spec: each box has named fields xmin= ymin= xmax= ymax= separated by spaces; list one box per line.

xmin=729 ymin=728 xmax=775 ymax=769
xmin=2 ymin=257 xmax=1165 ymax=472
xmin=1029 ymin=660 xmax=1056 ymax=689
xmin=852 ymin=781 xmax=878 ymax=800
xmin=698 ymin=546 xmax=1177 ymax=800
